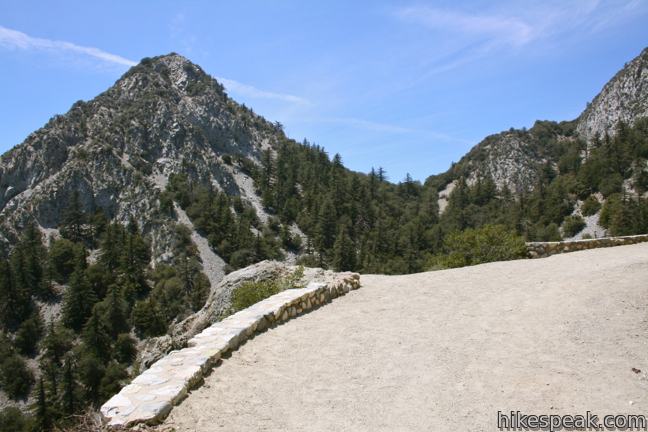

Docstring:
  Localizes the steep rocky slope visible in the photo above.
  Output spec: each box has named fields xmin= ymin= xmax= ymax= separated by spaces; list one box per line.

xmin=431 ymin=120 xmax=578 ymax=196
xmin=440 ymin=123 xmax=576 ymax=193
xmin=432 ymin=47 xmax=648 ymax=195
xmin=0 ymin=53 xmax=281 ymax=257
xmin=2 ymin=48 xmax=647 ymax=248
xmin=577 ymin=47 xmax=648 ymax=143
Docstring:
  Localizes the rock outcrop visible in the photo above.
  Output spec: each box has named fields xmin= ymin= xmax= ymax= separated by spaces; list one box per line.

xmin=0 ymin=53 xmax=283 ymax=257
xmin=431 ymin=47 xmax=648 ymax=196
xmin=437 ymin=121 xmax=577 ymax=194
xmin=577 ymin=47 xmax=648 ymax=144
xmin=136 ymin=261 xmax=354 ymax=370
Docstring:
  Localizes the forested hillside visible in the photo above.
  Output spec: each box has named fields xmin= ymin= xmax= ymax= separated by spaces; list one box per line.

xmin=431 ymin=118 xmax=648 ymax=243
xmin=0 ymin=195 xmax=212 ymax=430
xmin=0 ymin=47 xmax=647 ymax=430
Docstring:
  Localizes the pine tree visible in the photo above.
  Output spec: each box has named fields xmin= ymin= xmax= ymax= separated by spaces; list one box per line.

xmin=332 ymin=224 xmax=356 ymax=271
xmin=0 ymin=259 xmax=16 ymax=328
xmin=99 ymin=362 xmax=128 ymax=402
xmin=400 ymin=173 xmax=418 ymax=198
xmin=445 ymin=177 xmax=470 ymax=231
xmin=1 ymin=254 xmax=32 ymax=329
xmin=61 ymin=191 xmax=85 ymax=243
xmin=0 ymin=353 xmax=34 ymax=400
xmin=332 ymin=153 xmax=343 ymax=170
xmin=131 ymin=299 xmax=167 ymax=338
xmin=114 ymin=334 xmax=137 ymax=364
xmin=261 ymin=148 xmax=274 ymax=209
xmin=119 ymin=218 xmax=150 ymax=298
xmin=41 ymin=322 xmax=73 ymax=368
xmin=315 ymin=198 xmax=337 ymax=261
xmin=34 ymin=378 xmax=51 ymax=431
xmin=368 ymin=167 xmax=379 ymax=201
xmin=78 ymin=353 xmax=105 ymax=407
xmin=89 ymin=210 xmax=109 ymax=247
xmin=99 ymin=286 xmax=129 ymax=339
xmin=48 ymin=238 xmax=78 ymax=283
xmin=42 ymin=359 xmax=58 ymax=400
xmin=82 ymin=306 xmax=112 ymax=360
xmin=62 ymin=356 xmax=77 ymax=416
xmin=610 ymin=195 xmax=636 ymax=235
xmin=98 ymin=223 xmax=123 ymax=272
xmin=122 ymin=219 xmax=150 ymax=274
xmin=62 ymin=260 xmax=97 ymax=332
xmin=377 ymin=167 xmax=387 ymax=183
xmin=17 ymin=222 xmax=47 ymax=298
xmin=14 ymin=312 xmax=43 ymax=356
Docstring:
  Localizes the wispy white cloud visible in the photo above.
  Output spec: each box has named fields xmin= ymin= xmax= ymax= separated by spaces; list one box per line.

xmin=0 ymin=25 xmax=310 ymax=107
xmin=397 ymin=7 xmax=535 ymax=48
xmin=0 ymin=25 xmax=136 ymax=66
xmin=217 ymin=77 xmax=310 ymax=105
xmin=395 ymin=0 xmax=647 ymax=77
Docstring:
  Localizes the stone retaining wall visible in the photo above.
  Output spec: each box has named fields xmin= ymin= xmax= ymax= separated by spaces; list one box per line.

xmin=100 ymin=273 xmax=361 ymax=429
xmin=526 ymin=234 xmax=648 ymax=258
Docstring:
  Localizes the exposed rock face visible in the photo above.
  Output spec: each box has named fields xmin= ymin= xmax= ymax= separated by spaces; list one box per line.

xmin=577 ymin=47 xmax=648 ymax=143
xmin=439 ymin=121 xmax=578 ymax=194
xmin=432 ymin=47 xmax=648 ymax=196
xmin=457 ymin=132 xmax=548 ymax=193
xmin=0 ymin=53 xmax=282 ymax=255
xmin=136 ymin=260 xmax=354 ymax=370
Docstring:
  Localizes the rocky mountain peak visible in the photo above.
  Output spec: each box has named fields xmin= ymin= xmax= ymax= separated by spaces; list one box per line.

xmin=576 ymin=47 xmax=648 ymax=143
xmin=0 ymin=54 xmax=280 ymax=251
xmin=433 ymin=47 xmax=648 ymax=196
xmin=111 ymin=53 xmax=223 ymax=100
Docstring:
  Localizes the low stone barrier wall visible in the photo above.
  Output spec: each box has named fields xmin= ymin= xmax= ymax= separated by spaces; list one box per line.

xmin=100 ymin=273 xmax=361 ymax=429
xmin=527 ymin=234 xmax=648 ymax=258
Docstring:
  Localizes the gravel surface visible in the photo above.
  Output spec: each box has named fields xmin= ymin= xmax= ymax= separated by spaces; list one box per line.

xmin=160 ymin=243 xmax=648 ymax=431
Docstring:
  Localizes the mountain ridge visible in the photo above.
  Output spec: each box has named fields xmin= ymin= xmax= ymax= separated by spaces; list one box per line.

xmin=1 ymin=48 xmax=647 ymax=257
xmin=1 ymin=47 xmax=648 ymax=429
xmin=429 ymin=47 xmax=648 ymax=195
xmin=0 ymin=53 xmax=284 ymax=257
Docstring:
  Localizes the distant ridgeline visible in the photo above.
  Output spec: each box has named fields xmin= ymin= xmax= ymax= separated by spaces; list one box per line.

xmin=1 ymin=47 xmax=648 ymax=430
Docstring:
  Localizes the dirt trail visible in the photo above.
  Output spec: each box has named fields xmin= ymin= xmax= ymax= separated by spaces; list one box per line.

xmin=160 ymin=243 xmax=648 ymax=431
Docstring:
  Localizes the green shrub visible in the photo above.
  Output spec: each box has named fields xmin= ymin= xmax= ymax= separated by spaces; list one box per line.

xmin=230 ymin=280 xmax=282 ymax=314
xmin=599 ymin=194 xmax=621 ymax=228
xmin=99 ymin=361 xmax=129 ymax=402
xmin=131 ymin=299 xmax=167 ymax=338
xmin=0 ymin=407 xmax=32 ymax=432
xmin=48 ymin=238 xmax=78 ymax=283
xmin=439 ymin=224 xmax=526 ymax=268
xmin=528 ymin=222 xmax=562 ymax=242
xmin=581 ymin=195 xmax=601 ymax=216
xmin=562 ymin=215 xmax=586 ymax=237
xmin=114 ymin=333 xmax=137 ymax=365
xmin=230 ymin=266 xmax=304 ymax=314
xmin=599 ymin=173 xmax=623 ymax=197
xmin=14 ymin=313 xmax=43 ymax=356
xmin=0 ymin=354 xmax=34 ymax=400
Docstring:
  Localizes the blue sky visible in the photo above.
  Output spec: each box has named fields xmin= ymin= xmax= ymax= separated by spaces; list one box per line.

xmin=1 ymin=1 xmax=647 ymax=181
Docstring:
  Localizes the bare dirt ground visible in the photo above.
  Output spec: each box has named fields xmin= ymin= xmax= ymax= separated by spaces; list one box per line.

xmin=159 ymin=243 xmax=648 ymax=431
